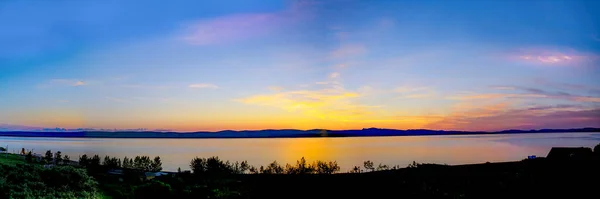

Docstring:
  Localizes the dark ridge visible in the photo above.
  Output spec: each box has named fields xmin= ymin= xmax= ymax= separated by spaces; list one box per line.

xmin=0 ymin=127 xmax=598 ymax=139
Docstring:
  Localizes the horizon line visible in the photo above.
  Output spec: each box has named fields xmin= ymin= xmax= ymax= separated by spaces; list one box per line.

xmin=1 ymin=126 xmax=599 ymax=133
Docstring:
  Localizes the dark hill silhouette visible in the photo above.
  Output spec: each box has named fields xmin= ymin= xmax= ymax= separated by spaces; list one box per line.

xmin=0 ymin=127 xmax=598 ymax=138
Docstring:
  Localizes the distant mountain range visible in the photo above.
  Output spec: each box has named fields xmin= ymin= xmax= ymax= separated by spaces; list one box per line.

xmin=0 ymin=127 xmax=598 ymax=139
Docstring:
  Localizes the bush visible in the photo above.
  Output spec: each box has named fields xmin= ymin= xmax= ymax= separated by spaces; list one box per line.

xmin=0 ymin=163 xmax=100 ymax=198
xmin=190 ymin=156 xmax=234 ymax=175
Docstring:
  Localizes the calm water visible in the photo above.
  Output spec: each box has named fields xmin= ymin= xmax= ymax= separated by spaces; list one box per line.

xmin=1 ymin=133 xmax=599 ymax=171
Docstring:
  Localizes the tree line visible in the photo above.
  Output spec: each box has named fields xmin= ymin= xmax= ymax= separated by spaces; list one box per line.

xmin=79 ymin=154 xmax=162 ymax=172
xmin=24 ymin=149 xmax=410 ymax=175
xmin=24 ymin=149 xmax=71 ymax=165
xmin=189 ymin=156 xmax=347 ymax=175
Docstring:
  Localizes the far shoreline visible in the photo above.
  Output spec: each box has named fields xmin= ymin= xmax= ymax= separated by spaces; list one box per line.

xmin=0 ymin=127 xmax=598 ymax=139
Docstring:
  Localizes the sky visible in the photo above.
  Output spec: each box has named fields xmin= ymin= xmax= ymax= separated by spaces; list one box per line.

xmin=1 ymin=0 xmax=599 ymax=132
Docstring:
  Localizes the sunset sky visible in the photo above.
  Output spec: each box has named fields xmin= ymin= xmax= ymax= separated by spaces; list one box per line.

xmin=1 ymin=0 xmax=599 ymax=132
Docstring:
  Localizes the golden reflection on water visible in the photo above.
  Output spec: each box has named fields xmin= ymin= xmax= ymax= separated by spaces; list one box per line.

xmin=0 ymin=133 xmax=597 ymax=171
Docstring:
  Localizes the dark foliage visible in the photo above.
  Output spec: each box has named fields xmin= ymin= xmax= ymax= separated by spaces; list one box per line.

xmin=55 ymin=151 xmax=63 ymax=165
xmin=0 ymin=163 xmax=99 ymax=198
xmin=25 ymin=151 xmax=34 ymax=163
xmin=79 ymin=154 xmax=89 ymax=167
xmin=44 ymin=150 xmax=53 ymax=164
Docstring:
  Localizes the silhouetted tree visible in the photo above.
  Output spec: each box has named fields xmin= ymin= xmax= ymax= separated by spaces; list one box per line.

xmin=123 ymin=157 xmax=130 ymax=168
xmin=594 ymin=143 xmax=600 ymax=154
xmin=248 ymin=166 xmax=258 ymax=174
xmin=190 ymin=156 xmax=235 ymax=175
xmin=115 ymin=157 xmax=122 ymax=168
xmin=239 ymin=160 xmax=250 ymax=174
xmin=376 ymin=163 xmax=389 ymax=171
xmin=103 ymin=156 xmax=111 ymax=166
xmin=190 ymin=157 xmax=206 ymax=174
xmin=350 ymin=166 xmax=361 ymax=173
xmin=407 ymin=161 xmax=419 ymax=168
xmin=55 ymin=151 xmax=63 ymax=165
xmin=262 ymin=161 xmax=284 ymax=174
xmin=151 ymin=156 xmax=162 ymax=172
xmin=177 ymin=167 xmax=181 ymax=173
xmin=363 ymin=160 xmax=375 ymax=172
xmin=25 ymin=151 xmax=34 ymax=163
xmin=314 ymin=160 xmax=340 ymax=174
xmin=44 ymin=150 xmax=53 ymax=164
xmin=79 ymin=154 xmax=89 ymax=167
xmin=90 ymin=155 xmax=101 ymax=167
xmin=21 ymin=148 xmax=25 ymax=155
xmin=103 ymin=156 xmax=122 ymax=169
xmin=133 ymin=156 xmax=153 ymax=171
xmin=206 ymin=156 xmax=232 ymax=174
xmin=63 ymin=155 xmax=70 ymax=165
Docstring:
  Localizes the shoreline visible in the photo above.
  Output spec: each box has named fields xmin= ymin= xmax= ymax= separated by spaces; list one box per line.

xmin=0 ymin=128 xmax=598 ymax=139
xmin=0 ymin=131 xmax=600 ymax=139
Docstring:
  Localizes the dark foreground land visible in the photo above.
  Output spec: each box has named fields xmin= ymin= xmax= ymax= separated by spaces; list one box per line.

xmin=239 ymin=159 xmax=599 ymax=199
xmin=1 ymin=146 xmax=599 ymax=199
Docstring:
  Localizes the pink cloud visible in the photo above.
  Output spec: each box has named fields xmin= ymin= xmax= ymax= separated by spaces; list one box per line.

xmin=508 ymin=47 xmax=597 ymax=66
xmin=182 ymin=13 xmax=281 ymax=45
xmin=181 ymin=1 xmax=314 ymax=45
xmin=426 ymin=104 xmax=600 ymax=131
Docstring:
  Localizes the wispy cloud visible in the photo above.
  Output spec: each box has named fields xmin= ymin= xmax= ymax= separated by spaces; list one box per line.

xmin=329 ymin=72 xmax=340 ymax=78
xmin=426 ymin=103 xmax=600 ymax=131
xmin=490 ymin=86 xmax=516 ymax=90
xmin=180 ymin=0 xmax=314 ymax=45
xmin=531 ymin=79 xmax=600 ymax=95
xmin=51 ymin=79 xmax=87 ymax=87
xmin=121 ymin=84 xmax=172 ymax=90
xmin=508 ymin=47 xmax=597 ymax=65
xmin=188 ymin=83 xmax=219 ymax=89
xmin=452 ymin=86 xmax=600 ymax=103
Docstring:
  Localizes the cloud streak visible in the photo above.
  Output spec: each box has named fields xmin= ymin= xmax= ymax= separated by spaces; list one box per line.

xmin=509 ymin=47 xmax=597 ymax=66
xmin=453 ymin=86 xmax=600 ymax=103
xmin=188 ymin=83 xmax=219 ymax=89
xmin=51 ymin=79 xmax=87 ymax=87
xmin=180 ymin=0 xmax=314 ymax=45
xmin=426 ymin=105 xmax=600 ymax=131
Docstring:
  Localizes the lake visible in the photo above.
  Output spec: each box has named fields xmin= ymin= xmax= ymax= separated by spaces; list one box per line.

xmin=1 ymin=132 xmax=599 ymax=172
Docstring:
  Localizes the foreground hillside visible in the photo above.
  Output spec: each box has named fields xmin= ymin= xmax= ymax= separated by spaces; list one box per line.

xmin=1 ymin=144 xmax=599 ymax=199
xmin=239 ymin=159 xmax=599 ymax=198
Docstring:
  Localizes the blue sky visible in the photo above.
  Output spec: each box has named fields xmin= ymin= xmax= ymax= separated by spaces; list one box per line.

xmin=1 ymin=0 xmax=599 ymax=131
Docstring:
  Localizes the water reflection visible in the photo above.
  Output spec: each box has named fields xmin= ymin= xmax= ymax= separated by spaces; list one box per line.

xmin=0 ymin=133 xmax=597 ymax=171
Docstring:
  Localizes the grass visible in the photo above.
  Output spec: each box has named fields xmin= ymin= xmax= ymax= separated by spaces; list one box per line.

xmin=0 ymin=153 xmax=25 ymax=166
